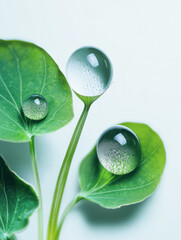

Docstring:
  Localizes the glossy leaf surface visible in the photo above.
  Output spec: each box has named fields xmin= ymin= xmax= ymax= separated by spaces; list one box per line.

xmin=78 ymin=123 xmax=166 ymax=208
xmin=0 ymin=40 xmax=73 ymax=142
xmin=0 ymin=156 xmax=38 ymax=239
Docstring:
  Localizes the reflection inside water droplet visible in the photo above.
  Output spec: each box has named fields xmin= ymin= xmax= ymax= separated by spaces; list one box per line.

xmin=96 ymin=125 xmax=141 ymax=175
xmin=66 ymin=47 xmax=112 ymax=97
xmin=22 ymin=94 xmax=49 ymax=120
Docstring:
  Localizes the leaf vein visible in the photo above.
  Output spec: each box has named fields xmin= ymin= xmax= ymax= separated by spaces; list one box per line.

xmin=139 ymin=146 xmax=160 ymax=167
xmin=0 ymin=109 xmax=26 ymax=134
xmin=84 ymin=175 xmax=115 ymax=196
xmin=33 ymin=99 xmax=69 ymax=132
xmin=8 ymin=195 xmax=20 ymax=232
xmin=7 ymin=45 xmax=23 ymax=106
xmin=0 ymin=74 xmax=26 ymax=128
xmin=1 ymin=167 xmax=9 ymax=229
xmin=0 ymin=75 xmax=19 ymax=111
xmin=40 ymin=54 xmax=47 ymax=95
xmin=0 ymin=94 xmax=20 ymax=112
xmin=89 ymin=179 xmax=157 ymax=196
xmin=0 ymin=214 xmax=5 ymax=233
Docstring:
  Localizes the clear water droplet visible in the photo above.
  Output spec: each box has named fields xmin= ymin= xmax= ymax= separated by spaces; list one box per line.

xmin=22 ymin=94 xmax=49 ymax=120
xmin=97 ymin=125 xmax=141 ymax=175
xmin=66 ymin=47 xmax=112 ymax=97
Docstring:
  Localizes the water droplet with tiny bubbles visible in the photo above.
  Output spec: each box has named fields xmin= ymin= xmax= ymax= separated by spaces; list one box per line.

xmin=22 ymin=94 xmax=49 ymax=120
xmin=96 ymin=125 xmax=141 ymax=175
xmin=66 ymin=47 xmax=112 ymax=98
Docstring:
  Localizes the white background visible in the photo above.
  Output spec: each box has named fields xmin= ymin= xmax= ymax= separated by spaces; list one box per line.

xmin=0 ymin=0 xmax=181 ymax=239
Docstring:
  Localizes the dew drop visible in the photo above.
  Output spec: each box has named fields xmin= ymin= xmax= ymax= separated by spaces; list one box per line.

xmin=22 ymin=94 xmax=49 ymax=120
xmin=66 ymin=47 xmax=113 ymax=97
xmin=96 ymin=125 xmax=141 ymax=175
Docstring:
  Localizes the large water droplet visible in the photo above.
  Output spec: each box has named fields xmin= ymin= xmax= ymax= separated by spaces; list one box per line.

xmin=97 ymin=125 xmax=141 ymax=175
xmin=22 ymin=94 xmax=49 ymax=120
xmin=66 ymin=47 xmax=112 ymax=97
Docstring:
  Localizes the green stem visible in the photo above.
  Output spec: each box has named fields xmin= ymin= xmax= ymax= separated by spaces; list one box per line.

xmin=47 ymin=103 xmax=91 ymax=240
xmin=7 ymin=235 xmax=17 ymax=240
xmin=29 ymin=136 xmax=43 ymax=240
xmin=54 ymin=196 xmax=82 ymax=240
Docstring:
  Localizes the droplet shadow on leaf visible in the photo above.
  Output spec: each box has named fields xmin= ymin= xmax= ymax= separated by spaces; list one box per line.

xmin=77 ymin=196 xmax=152 ymax=226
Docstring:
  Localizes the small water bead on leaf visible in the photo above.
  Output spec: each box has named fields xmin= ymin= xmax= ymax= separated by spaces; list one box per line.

xmin=22 ymin=94 xmax=49 ymax=120
xmin=96 ymin=125 xmax=141 ymax=175
xmin=66 ymin=47 xmax=113 ymax=97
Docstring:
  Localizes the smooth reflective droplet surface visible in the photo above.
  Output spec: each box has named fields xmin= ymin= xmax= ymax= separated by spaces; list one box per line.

xmin=22 ymin=94 xmax=49 ymax=120
xmin=66 ymin=47 xmax=112 ymax=97
xmin=97 ymin=125 xmax=141 ymax=175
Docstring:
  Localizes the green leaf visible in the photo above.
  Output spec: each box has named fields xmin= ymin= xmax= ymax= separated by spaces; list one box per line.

xmin=0 ymin=40 xmax=73 ymax=142
xmin=7 ymin=235 xmax=16 ymax=240
xmin=78 ymin=122 xmax=166 ymax=208
xmin=0 ymin=156 xmax=39 ymax=239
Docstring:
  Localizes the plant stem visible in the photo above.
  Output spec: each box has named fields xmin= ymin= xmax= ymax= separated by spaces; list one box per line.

xmin=7 ymin=235 xmax=17 ymax=240
xmin=47 ymin=103 xmax=91 ymax=240
xmin=29 ymin=136 xmax=43 ymax=240
xmin=54 ymin=196 xmax=82 ymax=240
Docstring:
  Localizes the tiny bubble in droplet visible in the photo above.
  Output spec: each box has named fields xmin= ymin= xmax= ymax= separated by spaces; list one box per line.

xmin=96 ymin=125 xmax=141 ymax=175
xmin=66 ymin=47 xmax=113 ymax=97
xmin=22 ymin=94 xmax=49 ymax=121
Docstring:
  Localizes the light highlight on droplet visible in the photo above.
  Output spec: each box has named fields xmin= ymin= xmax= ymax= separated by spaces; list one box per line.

xmin=96 ymin=125 xmax=141 ymax=175
xmin=22 ymin=94 xmax=49 ymax=120
xmin=66 ymin=47 xmax=112 ymax=97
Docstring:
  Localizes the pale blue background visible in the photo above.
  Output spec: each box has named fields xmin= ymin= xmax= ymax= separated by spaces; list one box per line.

xmin=0 ymin=0 xmax=180 ymax=239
